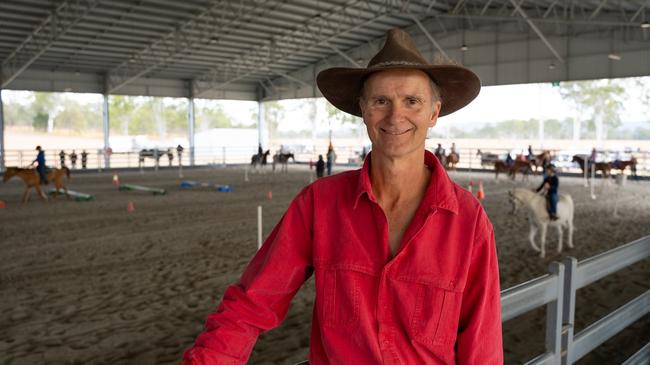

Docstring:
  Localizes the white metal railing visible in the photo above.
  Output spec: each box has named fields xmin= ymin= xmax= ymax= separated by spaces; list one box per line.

xmin=295 ymin=236 xmax=648 ymax=365
xmin=561 ymin=236 xmax=650 ymax=365
xmin=2 ymin=146 xmax=649 ymax=177
xmin=501 ymin=262 xmax=565 ymax=365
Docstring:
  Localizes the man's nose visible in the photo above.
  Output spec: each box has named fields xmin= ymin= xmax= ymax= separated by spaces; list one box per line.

xmin=387 ymin=103 xmax=406 ymax=122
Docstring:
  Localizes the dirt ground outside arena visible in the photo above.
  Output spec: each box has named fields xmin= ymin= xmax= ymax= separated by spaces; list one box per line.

xmin=0 ymin=164 xmax=648 ymax=364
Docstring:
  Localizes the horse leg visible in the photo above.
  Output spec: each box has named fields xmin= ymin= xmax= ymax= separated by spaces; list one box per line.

xmin=35 ymin=185 xmax=48 ymax=202
xmin=567 ymin=220 xmax=574 ymax=248
xmin=528 ymin=224 xmax=540 ymax=252
xmin=22 ymin=187 xmax=31 ymax=204
xmin=539 ymin=224 xmax=547 ymax=258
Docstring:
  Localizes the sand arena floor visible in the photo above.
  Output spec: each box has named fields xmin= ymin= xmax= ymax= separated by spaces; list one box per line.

xmin=0 ymin=164 xmax=648 ymax=365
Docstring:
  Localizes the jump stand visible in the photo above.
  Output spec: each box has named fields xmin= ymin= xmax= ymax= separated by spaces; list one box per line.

xmin=47 ymin=188 xmax=95 ymax=202
xmin=119 ymin=183 xmax=166 ymax=195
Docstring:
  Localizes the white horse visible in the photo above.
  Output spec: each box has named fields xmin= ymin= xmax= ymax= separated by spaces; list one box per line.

xmin=509 ymin=188 xmax=575 ymax=258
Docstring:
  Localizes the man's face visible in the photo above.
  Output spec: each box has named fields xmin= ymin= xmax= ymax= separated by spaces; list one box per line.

xmin=359 ymin=69 xmax=440 ymax=159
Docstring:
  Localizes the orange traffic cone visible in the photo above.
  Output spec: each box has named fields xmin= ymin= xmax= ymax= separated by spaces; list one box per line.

xmin=476 ymin=181 xmax=485 ymax=201
xmin=267 ymin=191 xmax=273 ymax=201
xmin=127 ymin=201 xmax=135 ymax=212
xmin=112 ymin=174 xmax=120 ymax=187
xmin=0 ymin=200 xmax=6 ymax=209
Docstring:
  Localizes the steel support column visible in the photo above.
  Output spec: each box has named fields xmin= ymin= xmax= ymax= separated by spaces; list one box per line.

xmin=102 ymin=92 xmax=110 ymax=169
xmin=0 ymin=89 xmax=5 ymax=172
xmin=188 ymin=92 xmax=195 ymax=167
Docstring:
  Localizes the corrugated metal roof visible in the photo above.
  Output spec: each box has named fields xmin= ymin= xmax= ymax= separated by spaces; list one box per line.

xmin=1 ymin=0 xmax=648 ymax=100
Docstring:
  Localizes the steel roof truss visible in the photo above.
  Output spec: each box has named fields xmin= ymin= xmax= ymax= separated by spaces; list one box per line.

xmin=1 ymin=0 xmax=100 ymax=88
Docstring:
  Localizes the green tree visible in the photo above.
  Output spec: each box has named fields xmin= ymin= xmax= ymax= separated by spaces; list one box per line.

xmin=263 ymin=101 xmax=284 ymax=138
xmin=559 ymin=80 xmax=625 ymax=142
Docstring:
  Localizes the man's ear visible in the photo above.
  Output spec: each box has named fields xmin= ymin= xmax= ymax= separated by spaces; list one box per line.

xmin=429 ymin=101 xmax=441 ymax=128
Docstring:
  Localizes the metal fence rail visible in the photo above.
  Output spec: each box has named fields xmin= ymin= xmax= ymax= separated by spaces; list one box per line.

xmin=561 ymin=236 xmax=650 ymax=365
xmin=622 ymin=342 xmax=650 ymax=365
xmin=501 ymin=262 xmax=564 ymax=365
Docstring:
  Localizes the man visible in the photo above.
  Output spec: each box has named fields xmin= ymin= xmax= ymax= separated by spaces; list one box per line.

xmin=29 ymin=146 xmax=48 ymax=184
xmin=536 ymin=164 xmax=559 ymax=220
xmin=59 ymin=149 xmax=66 ymax=167
xmin=184 ymin=28 xmax=502 ymax=364
xmin=326 ymin=143 xmax=336 ymax=176
xmin=70 ymin=150 xmax=78 ymax=169
xmin=315 ymin=154 xmax=325 ymax=178
xmin=177 ymin=144 xmax=184 ymax=166
xmin=81 ymin=150 xmax=88 ymax=169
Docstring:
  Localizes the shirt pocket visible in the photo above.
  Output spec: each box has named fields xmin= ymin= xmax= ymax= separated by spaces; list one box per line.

xmin=317 ymin=267 xmax=360 ymax=329
xmin=409 ymin=282 xmax=461 ymax=347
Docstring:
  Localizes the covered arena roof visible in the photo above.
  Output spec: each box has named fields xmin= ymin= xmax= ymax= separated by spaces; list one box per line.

xmin=1 ymin=0 xmax=649 ymax=101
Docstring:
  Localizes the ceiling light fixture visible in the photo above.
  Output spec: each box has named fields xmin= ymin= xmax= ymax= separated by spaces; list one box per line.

xmin=608 ymin=53 xmax=622 ymax=61
xmin=548 ymin=63 xmax=556 ymax=70
xmin=641 ymin=22 xmax=650 ymax=29
xmin=460 ymin=44 xmax=468 ymax=51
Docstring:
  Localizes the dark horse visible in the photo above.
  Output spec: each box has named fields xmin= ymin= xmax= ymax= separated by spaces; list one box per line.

xmin=251 ymin=150 xmax=270 ymax=169
xmin=273 ymin=152 xmax=295 ymax=172
xmin=611 ymin=156 xmax=638 ymax=178
xmin=138 ymin=149 xmax=168 ymax=168
xmin=572 ymin=155 xmax=611 ymax=178
xmin=494 ymin=160 xmax=532 ymax=180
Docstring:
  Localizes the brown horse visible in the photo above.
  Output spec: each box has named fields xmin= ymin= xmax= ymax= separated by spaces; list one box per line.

xmin=611 ymin=157 xmax=637 ymax=178
xmin=445 ymin=152 xmax=459 ymax=170
xmin=572 ymin=155 xmax=611 ymax=178
xmin=3 ymin=167 xmax=70 ymax=203
xmin=494 ymin=160 xmax=532 ymax=180
xmin=530 ymin=151 xmax=551 ymax=174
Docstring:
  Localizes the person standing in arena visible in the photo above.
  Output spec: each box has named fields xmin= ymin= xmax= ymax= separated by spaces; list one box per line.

xmin=183 ymin=28 xmax=502 ymax=365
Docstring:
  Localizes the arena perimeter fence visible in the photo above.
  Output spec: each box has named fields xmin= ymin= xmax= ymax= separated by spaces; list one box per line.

xmin=2 ymin=146 xmax=650 ymax=178
xmin=296 ymin=236 xmax=649 ymax=365
xmin=502 ymin=235 xmax=649 ymax=365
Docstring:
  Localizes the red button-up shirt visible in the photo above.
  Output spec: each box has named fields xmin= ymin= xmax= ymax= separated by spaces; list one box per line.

xmin=184 ymin=150 xmax=503 ymax=364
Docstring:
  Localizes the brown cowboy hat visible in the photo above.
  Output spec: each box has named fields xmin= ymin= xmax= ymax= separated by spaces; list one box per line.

xmin=317 ymin=28 xmax=481 ymax=117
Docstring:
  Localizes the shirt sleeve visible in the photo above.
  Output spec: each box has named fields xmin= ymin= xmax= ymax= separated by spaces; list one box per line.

xmin=456 ymin=211 xmax=503 ymax=364
xmin=183 ymin=187 xmax=314 ymax=365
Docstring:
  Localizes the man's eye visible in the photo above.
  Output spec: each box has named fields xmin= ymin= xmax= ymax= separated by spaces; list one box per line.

xmin=407 ymin=98 xmax=420 ymax=105
xmin=375 ymin=98 xmax=387 ymax=105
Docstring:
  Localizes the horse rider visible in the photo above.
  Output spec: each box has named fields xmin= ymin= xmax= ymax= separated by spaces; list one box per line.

xmin=588 ymin=147 xmax=597 ymax=170
xmin=505 ymin=151 xmax=514 ymax=167
xmin=29 ymin=145 xmax=48 ymax=184
xmin=184 ymin=28 xmax=502 ymax=365
xmin=434 ymin=143 xmax=445 ymax=157
xmin=536 ymin=164 xmax=559 ymax=220
xmin=450 ymin=142 xmax=458 ymax=159
xmin=527 ymin=145 xmax=534 ymax=161
xmin=59 ymin=149 xmax=66 ymax=167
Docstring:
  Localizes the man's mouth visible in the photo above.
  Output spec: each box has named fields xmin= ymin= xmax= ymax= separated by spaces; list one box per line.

xmin=381 ymin=127 xmax=411 ymax=135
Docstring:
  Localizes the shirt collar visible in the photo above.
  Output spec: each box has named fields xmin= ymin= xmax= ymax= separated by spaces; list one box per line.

xmin=353 ymin=149 xmax=459 ymax=214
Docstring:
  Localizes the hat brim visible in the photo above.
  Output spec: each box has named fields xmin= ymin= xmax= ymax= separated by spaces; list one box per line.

xmin=317 ymin=64 xmax=480 ymax=118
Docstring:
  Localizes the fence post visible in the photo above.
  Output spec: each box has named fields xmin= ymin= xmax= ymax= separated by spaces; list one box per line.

xmin=561 ymin=257 xmax=578 ymax=365
xmin=154 ymin=149 xmax=159 ymax=171
xmin=547 ymin=261 xmax=565 ymax=364
xmin=222 ymin=146 xmax=226 ymax=167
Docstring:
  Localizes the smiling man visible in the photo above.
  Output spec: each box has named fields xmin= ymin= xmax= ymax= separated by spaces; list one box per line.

xmin=184 ymin=28 xmax=502 ymax=365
